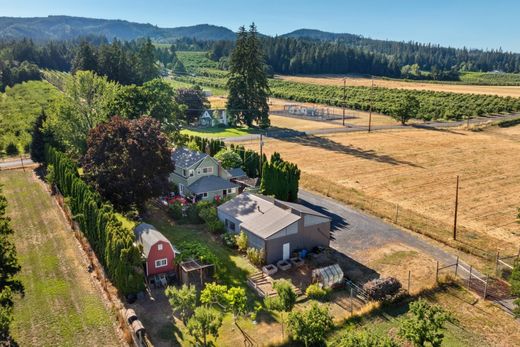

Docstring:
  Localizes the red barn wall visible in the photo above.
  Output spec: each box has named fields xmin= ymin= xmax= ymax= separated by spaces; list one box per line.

xmin=146 ymin=240 xmax=176 ymax=276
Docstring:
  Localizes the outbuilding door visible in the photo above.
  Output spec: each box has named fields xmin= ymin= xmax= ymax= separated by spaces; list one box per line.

xmin=282 ymin=243 xmax=290 ymax=260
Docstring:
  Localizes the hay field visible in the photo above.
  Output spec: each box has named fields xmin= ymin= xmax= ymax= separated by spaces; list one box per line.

xmin=237 ymin=126 xmax=520 ymax=256
xmin=0 ymin=171 xmax=120 ymax=347
xmin=277 ymin=75 xmax=520 ymax=98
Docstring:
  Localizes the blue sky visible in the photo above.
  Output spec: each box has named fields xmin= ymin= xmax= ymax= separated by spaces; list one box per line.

xmin=1 ymin=0 xmax=518 ymax=51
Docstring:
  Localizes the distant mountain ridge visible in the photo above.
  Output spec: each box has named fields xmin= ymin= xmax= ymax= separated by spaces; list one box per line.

xmin=0 ymin=15 xmax=236 ymax=42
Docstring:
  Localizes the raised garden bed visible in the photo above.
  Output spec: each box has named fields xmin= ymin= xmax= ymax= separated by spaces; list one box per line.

xmin=262 ymin=264 xmax=278 ymax=276
xmin=277 ymin=260 xmax=292 ymax=271
xmin=290 ymin=257 xmax=304 ymax=267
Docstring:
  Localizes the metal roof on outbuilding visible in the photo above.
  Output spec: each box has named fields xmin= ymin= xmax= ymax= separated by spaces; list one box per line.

xmin=228 ymin=167 xmax=247 ymax=179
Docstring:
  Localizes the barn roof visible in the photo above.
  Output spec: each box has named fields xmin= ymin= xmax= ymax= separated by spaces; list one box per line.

xmin=171 ymin=147 xmax=208 ymax=169
xmin=134 ymin=223 xmax=174 ymax=257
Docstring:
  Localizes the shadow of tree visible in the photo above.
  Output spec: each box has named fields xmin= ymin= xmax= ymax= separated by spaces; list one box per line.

xmin=278 ymin=134 xmax=422 ymax=167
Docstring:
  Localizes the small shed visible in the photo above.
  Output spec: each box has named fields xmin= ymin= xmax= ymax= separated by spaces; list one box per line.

xmin=312 ymin=264 xmax=344 ymax=288
xmin=179 ymin=259 xmax=215 ymax=287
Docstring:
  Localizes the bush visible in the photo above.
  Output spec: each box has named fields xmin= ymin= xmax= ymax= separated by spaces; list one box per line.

xmin=5 ymin=143 xmax=19 ymax=156
xmin=185 ymin=203 xmax=203 ymax=224
xmin=363 ymin=277 xmax=402 ymax=301
xmin=235 ymin=231 xmax=248 ymax=253
xmin=207 ymin=220 xmax=225 ymax=234
xmin=246 ymin=247 xmax=265 ymax=267
xmin=222 ymin=233 xmax=237 ymax=248
xmin=169 ymin=201 xmax=183 ymax=220
xmin=305 ymin=283 xmax=329 ymax=301
xmin=169 ymin=182 xmax=179 ymax=195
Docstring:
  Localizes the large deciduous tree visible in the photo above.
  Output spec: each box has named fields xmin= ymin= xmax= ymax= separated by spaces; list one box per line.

xmin=226 ymin=24 xmax=270 ymax=128
xmin=174 ymin=87 xmax=209 ymax=124
xmin=391 ymin=94 xmax=420 ymax=125
xmin=187 ymin=306 xmax=223 ymax=347
xmin=83 ymin=116 xmax=173 ymax=210
xmin=47 ymin=70 xmax=118 ymax=156
xmin=214 ymin=148 xmax=242 ymax=169
xmin=165 ymin=284 xmax=197 ymax=324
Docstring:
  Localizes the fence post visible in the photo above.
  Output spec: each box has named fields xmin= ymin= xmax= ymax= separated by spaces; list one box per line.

xmin=395 ymin=204 xmax=399 ymax=223
xmin=436 ymin=261 xmax=439 ymax=283
xmin=350 ymin=288 xmax=354 ymax=314
xmin=495 ymin=252 xmax=500 ymax=276
xmin=483 ymin=275 xmax=489 ymax=299
xmin=408 ymin=270 xmax=411 ymax=293
xmin=468 ymin=266 xmax=473 ymax=288
xmin=455 ymin=256 xmax=459 ymax=276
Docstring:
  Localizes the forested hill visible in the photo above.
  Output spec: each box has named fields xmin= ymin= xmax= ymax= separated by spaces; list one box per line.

xmin=0 ymin=16 xmax=236 ymax=42
xmin=281 ymin=29 xmax=362 ymax=42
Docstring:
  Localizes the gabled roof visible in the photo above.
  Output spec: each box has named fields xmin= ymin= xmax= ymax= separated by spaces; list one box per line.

xmin=228 ymin=167 xmax=247 ymax=179
xmin=188 ymin=175 xmax=238 ymax=194
xmin=171 ymin=147 xmax=208 ymax=169
xmin=134 ymin=223 xmax=173 ymax=257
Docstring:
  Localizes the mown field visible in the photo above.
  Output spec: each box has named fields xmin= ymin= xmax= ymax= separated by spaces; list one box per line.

xmin=0 ymin=170 xmax=120 ymax=347
xmin=0 ymin=80 xmax=60 ymax=154
xmin=236 ymin=125 xmax=520 ymax=258
xmin=277 ymin=74 xmax=520 ymax=98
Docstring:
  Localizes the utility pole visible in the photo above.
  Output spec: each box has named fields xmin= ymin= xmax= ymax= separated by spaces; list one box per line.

xmin=453 ymin=175 xmax=460 ymax=240
xmin=259 ymin=133 xmax=264 ymax=178
xmin=342 ymin=78 xmax=346 ymax=126
xmin=368 ymin=79 xmax=374 ymax=133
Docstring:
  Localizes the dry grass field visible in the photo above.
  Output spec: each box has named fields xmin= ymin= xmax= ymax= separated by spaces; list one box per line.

xmin=0 ymin=170 xmax=121 ymax=347
xmin=236 ymin=125 xmax=520 ymax=257
xmin=277 ymin=75 xmax=520 ymax=98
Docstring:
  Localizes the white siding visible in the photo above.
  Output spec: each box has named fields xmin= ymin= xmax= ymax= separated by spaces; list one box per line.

xmin=267 ymin=222 xmax=298 ymax=240
xmin=304 ymin=215 xmax=329 ymax=227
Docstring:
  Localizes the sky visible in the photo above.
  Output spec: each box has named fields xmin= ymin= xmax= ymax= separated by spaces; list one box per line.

xmin=1 ymin=0 xmax=519 ymax=52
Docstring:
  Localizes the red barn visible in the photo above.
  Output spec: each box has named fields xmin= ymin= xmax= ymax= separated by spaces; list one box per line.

xmin=134 ymin=223 xmax=178 ymax=285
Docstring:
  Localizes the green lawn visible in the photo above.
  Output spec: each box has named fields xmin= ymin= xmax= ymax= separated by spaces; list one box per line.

xmin=0 ymin=171 xmax=120 ymax=347
xmin=181 ymin=126 xmax=260 ymax=138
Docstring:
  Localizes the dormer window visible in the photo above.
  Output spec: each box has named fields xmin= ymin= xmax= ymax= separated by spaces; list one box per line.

xmin=202 ymin=167 xmax=213 ymax=174
xmin=183 ymin=169 xmax=187 ymax=177
xmin=158 ymin=244 xmax=163 ymax=251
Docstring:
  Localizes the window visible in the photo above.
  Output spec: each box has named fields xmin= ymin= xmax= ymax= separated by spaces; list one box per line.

xmin=189 ymin=169 xmax=194 ymax=177
xmin=226 ymin=220 xmax=236 ymax=231
xmin=203 ymin=192 xmax=208 ymax=198
xmin=227 ymin=188 xmax=234 ymax=194
xmin=202 ymin=167 xmax=213 ymax=174
xmin=158 ymin=244 xmax=163 ymax=251
xmin=155 ymin=258 xmax=167 ymax=268
xmin=183 ymin=169 xmax=187 ymax=177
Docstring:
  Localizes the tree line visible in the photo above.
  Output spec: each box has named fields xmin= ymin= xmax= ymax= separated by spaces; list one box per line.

xmin=0 ymin=186 xmax=23 ymax=345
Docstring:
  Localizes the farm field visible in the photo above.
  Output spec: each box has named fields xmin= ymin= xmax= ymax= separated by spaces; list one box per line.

xmin=0 ymin=170 xmax=120 ymax=347
xmin=277 ymin=74 xmax=520 ymax=98
xmin=235 ymin=125 xmax=520 ymax=257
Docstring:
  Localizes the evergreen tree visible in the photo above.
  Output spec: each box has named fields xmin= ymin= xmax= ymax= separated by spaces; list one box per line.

xmin=137 ymin=38 xmax=159 ymax=83
xmin=72 ymin=41 xmax=98 ymax=73
xmin=30 ymin=109 xmax=47 ymax=162
xmin=226 ymin=24 xmax=270 ymax=128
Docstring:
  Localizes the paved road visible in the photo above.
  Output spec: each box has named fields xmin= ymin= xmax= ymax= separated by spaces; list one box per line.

xmin=224 ymin=113 xmax=520 ymax=142
xmin=0 ymin=158 xmax=34 ymax=170
xmin=298 ymin=189 xmax=517 ymax=312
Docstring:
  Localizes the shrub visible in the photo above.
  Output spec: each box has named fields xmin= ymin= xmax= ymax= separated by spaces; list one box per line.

xmin=305 ymin=283 xmax=329 ymax=301
xmin=363 ymin=277 xmax=402 ymax=301
xmin=5 ymin=143 xmax=19 ymax=156
xmin=235 ymin=231 xmax=248 ymax=253
xmin=246 ymin=247 xmax=265 ymax=266
xmin=222 ymin=232 xmax=237 ymax=248
xmin=185 ymin=203 xmax=203 ymax=224
xmin=169 ymin=201 xmax=183 ymax=220
xmin=207 ymin=220 xmax=225 ymax=234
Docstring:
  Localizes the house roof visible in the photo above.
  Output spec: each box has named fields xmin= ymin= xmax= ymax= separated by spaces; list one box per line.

xmin=188 ymin=175 xmax=238 ymax=194
xmin=171 ymin=147 xmax=208 ymax=169
xmin=134 ymin=223 xmax=174 ymax=257
xmin=228 ymin=167 xmax=247 ymax=179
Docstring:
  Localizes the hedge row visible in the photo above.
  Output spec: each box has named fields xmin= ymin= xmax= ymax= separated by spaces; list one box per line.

xmin=45 ymin=145 xmax=144 ymax=295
